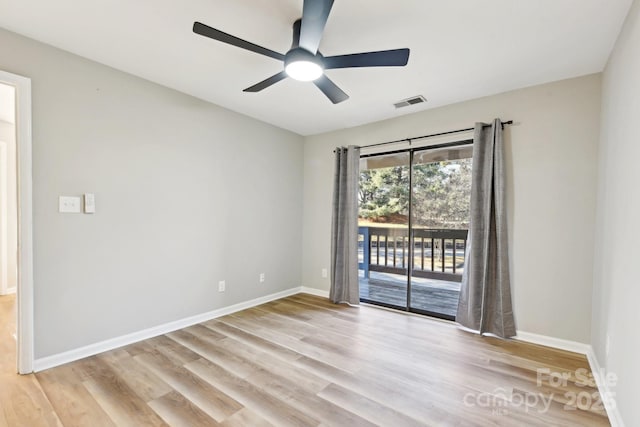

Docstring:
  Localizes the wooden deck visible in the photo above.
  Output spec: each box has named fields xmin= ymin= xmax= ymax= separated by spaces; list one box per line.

xmin=360 ymin=272 xmax=460 ymax=318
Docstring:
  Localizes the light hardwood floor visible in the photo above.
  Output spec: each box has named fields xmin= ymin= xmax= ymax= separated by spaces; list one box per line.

xmin=1 ymin=293 xmax=610 ymax=426
xmin=0 ymin=295 xmax=61 ymax=426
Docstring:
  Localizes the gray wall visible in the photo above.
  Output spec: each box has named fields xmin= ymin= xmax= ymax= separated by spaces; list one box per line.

xmin=593 ymin=0 xmax=640 ymax=424
xmin=0 ymin=28 xmax=304 ymax=359
xmin=303 ymin=74 xmax=602 ymax=344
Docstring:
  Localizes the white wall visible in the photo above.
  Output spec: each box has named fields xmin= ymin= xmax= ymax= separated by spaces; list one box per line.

xmin=303 ymin=74 xmax=602 ymax=344
xmin=0 ymin=28 xmax=304 ymax=359
xmin=593 ymin=0 xmax=640 ymax=424
xmin=0 ymin=113 xmax=17 ymax=295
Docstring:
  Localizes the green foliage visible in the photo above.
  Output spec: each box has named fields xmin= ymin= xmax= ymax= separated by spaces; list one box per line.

xmin=358 ymin=158 xmax=472 ymax=229
xmin=358 ymin=166 xmax=409 ymax=219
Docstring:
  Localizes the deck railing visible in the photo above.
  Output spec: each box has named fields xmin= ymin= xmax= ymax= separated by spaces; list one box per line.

xmin=358 ymin=226 xmax=468 ymax=282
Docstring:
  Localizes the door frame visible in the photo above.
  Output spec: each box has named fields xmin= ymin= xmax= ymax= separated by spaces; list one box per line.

xmin=359 ymin=140 xmax=472 ymax=321
xmin=0 ymin=70 xmax=34 ymax=374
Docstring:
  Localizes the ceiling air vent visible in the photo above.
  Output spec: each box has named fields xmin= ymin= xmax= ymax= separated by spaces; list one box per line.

xmin=394 ymin=95 xmax=427 ymax=109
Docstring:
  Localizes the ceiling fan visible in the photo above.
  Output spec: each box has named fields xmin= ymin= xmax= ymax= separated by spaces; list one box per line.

xmin=193 ymin=0 xmax=410 ymax=104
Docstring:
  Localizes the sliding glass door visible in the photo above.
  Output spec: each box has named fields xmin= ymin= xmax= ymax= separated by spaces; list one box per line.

xmin=358 ymin=151 xmax=409 ymax=309
xmin=358 ymin=142 xmax=472 ymax=320
xmin=408 ymin=144 xmax=472 ymax=319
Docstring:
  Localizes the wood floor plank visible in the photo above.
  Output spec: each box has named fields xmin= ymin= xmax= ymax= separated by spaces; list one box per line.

xmin=0 ymin=402 xmax=7 ymax=427
xmin=218 ymin=408 xmax=274 ymax=427
xmin=218 ymin=314 xmax=363 ymax=372
xmin=167 ymin=330 xmax=261 ymax=379
xmin=290 ymin=355 xmax=460 ymax=425
xmin=73 ymin=357 xmax=168 ymax=427
xmin=176 ymin=326 xmax=331 ymax=395
xmin=317 ymin=382 xmax=429 ymax=427
xmin=243 ymin=368 xmax=376 ymax=427
xmin=288 ymin=294 xmax=358 ymax=320
xmin=1 ymin=293 xmax=612 ymax=426
xmin=230 ymin=308 xmax=312 ymax=340
xmin=214 ymin=336 xmax=330 ymax=394
xmin=186 ymin=358 xmax=320 ymax=427
xmin=35 ymin=365 xmax=115 ymax=427
xmin=148 ymin=391 xmax=219 ymax=427
xmin=81 ymin=378 xmax=166 ymax=427
xmin=133 ymin=347 xmax=243 ymax=423
xmin=0 ymin=372 xmax=64 ymax=427
xmin=187 ymin=320 xmax=372 ymax=426
xmin=97 ymin=348 xmax=172 ymax=402
xmin=202 ymin=320 xmax=302 ymax=362
xmin=127 ymin=335 xmax=201 ymax=365
xmin=182 ymin=324 xmax=227 ymax=342
xmin=1 ymin=294 xmax=62 ymax=427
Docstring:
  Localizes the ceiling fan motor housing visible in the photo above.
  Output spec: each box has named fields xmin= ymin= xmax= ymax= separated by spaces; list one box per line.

xmin=284 ymin=18 xmax=325 ymax=81
xmin=285 ymin=48 xmax=324 ymax=72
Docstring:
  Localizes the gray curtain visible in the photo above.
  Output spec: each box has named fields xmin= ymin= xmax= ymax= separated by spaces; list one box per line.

xmin=330 ymin=145 xmax=360 ymax=305
xmin=457 ymin=119 xmax=516 ymax=338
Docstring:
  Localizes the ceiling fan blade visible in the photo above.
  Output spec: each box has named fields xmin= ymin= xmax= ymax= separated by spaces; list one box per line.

xmin=314 ymin=75 xmax=349 ymax=104
xmin=243 ymin=71 xmax=288 ymax=93
xmin=299 ymin=0 xmax=334 ymax=54
xmin=193 ymin=22 xmax=285 ymax=61
xmin=291 ymin=19 xmax=302 ymax=49
xmin=324 ymin=48 xmax=410 ymax=69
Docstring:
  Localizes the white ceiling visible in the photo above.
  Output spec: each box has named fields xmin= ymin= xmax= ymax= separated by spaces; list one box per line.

xmin=0 ymin=0 xmax=632 ymax=135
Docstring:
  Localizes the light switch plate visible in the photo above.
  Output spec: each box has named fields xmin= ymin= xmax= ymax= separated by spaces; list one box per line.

xmin=84 ymin=193 xmax=95 ymax=213
xmin=59 ymin=196 xmax=82 ymax=213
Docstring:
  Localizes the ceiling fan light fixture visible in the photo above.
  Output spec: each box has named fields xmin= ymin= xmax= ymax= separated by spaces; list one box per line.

xmin=284 ymin=48 xmax=324 ymax=81
xmin=285 ymin=61 xmax=323 ymax=81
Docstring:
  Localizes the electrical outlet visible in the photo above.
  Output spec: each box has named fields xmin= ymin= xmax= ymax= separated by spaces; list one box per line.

xmin=321 ymin=268 xmax=328 ymax=278
xmin=259 ymin=273 xmax=265 ymax=283
xmin=218 ymin=280 xmax=226 ymax=292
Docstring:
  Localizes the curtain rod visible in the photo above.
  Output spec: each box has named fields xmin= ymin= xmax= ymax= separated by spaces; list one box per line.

xmin=358 ymin=120 xmax=513 ymax=150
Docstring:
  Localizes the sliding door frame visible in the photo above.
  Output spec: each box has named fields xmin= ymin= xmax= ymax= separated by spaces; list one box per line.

xmin=359 ymin=139 xmax=473 ymax=320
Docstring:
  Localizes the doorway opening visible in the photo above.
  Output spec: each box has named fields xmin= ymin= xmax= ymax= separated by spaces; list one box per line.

xmin=1 ymin=82 xmax=18 ymax=297
xmin=0 ymin=70 xmax=33 ymax=374
xmin=0 ymin=81 xmax=18 ymax=374
xmin=357 ymin=141 xmax=472 ymax=320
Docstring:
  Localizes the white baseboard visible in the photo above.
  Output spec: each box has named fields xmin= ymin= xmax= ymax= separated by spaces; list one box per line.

xmin=515 ymin=330 xmax=592 ymax=355
xmin=0 ymin=286 xmax=16 ymax=295
xmin=516 ymin=331 xmax=624 ymax=426
xmin=584 ymin=347 xmax=625 ymax=427
xmin=299 ymin=286 xmax=329 ymax=298
xmin=33 ymin=286 xmax=303 ymax=372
